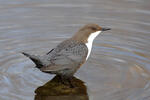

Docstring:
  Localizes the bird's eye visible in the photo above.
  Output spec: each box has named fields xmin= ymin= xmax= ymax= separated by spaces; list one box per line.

xmin=91 ymin=27 xmax=97 ymax=30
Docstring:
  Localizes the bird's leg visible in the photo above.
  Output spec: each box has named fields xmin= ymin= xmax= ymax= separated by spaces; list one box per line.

xmin=57 ymin=75 xmax=74 ymax=88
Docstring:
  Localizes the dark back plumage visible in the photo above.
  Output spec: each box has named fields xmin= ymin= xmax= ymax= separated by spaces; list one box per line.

xmin=41 ymin=39 xmax=88 ymax=75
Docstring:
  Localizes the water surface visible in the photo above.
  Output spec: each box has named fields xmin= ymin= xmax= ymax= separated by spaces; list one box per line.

xmin=0 ymin=0 xmax=150 ymax=100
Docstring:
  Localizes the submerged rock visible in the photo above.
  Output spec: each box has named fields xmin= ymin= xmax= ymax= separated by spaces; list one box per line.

xmin=34 ymin=75 xmax=89 ymax=100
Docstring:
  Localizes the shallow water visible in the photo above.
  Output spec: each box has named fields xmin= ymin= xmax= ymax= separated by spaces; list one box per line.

xmin=0 ymin=0 xmax=150 ymax=100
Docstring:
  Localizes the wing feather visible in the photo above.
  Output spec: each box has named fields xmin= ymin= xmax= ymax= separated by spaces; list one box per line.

xmin=42 ymin=40 xmax=88 ymax=72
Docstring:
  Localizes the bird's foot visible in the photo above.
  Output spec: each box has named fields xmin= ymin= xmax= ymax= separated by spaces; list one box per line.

xmin=67 ymin=78 xmax=75 ymax=88
xmin=57 ymin=75 xmax=65 ymax=84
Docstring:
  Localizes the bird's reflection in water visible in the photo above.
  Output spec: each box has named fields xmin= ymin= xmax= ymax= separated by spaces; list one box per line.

xmin=34 ymin=75 xmax=89 ymax=100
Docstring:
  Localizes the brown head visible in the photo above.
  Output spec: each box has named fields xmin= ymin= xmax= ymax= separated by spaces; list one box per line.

xmin=72 ymin=23 xmax=111 ymax=43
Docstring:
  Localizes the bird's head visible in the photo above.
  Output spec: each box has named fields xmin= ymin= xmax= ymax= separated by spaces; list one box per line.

xmin=72 ymin=23 xmax=111 ymax=43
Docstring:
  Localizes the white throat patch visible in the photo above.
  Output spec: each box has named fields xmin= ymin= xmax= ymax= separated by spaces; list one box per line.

xmin=85 ymin=31 xmax=101 ymax=60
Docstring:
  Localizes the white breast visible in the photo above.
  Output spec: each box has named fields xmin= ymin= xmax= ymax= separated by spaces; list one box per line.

xmin=85 ymin=31 xmax=101 ymax=60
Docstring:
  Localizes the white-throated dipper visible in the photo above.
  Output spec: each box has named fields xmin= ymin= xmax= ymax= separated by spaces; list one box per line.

xmin=22 ymin=23 xmax=111 ymax=87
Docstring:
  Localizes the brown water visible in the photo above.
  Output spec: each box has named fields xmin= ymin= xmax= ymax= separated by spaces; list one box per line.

xmin=0 ymin=0 xmax=150 ymax=100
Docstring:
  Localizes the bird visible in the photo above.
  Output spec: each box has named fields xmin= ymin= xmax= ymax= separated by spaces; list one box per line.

xmin=22 ymin=23 xmax=111 ymax=87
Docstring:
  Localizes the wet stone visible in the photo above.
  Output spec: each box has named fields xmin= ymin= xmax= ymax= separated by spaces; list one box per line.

xmin=34 ymin=75 xmax=89 ymax=100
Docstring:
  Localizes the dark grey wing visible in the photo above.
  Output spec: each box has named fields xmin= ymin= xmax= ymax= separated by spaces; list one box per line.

xmin=42 ymin=40 xmax=88 ymax=71
xmin=54 ymin=43 xmax=87 ymax=64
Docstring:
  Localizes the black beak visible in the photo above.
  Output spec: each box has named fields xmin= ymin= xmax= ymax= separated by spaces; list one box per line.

xmin=102 ymin=27 xmax=111 ymax=31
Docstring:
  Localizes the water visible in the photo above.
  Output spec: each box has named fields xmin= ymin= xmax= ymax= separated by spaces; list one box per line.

xmin=0 ymin=0 xmax=150 ymax=100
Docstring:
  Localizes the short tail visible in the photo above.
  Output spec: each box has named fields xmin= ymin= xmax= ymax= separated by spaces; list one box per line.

xmin=22 ymin=52 xmax=43 ymax=68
